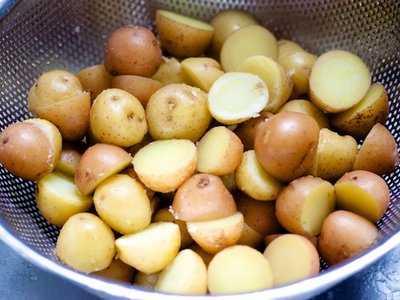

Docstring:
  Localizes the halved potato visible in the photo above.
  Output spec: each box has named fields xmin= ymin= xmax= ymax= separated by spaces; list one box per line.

xmin=309 ymin=50 xmax=371 ymax=113
xmin=92 ymin=258 xmax=135 ymax=284
xmin=76 ymin=64 xmax=113 ymax=101
xmin=277 ymin=39 xmax=305 ymax=60
xmin=134 ymin=271 xmax=160 ymax=290
xmin=152 ymin=57 xmax=187 ymax=85
xmin=237 ymin=222 xmax=264 ymax=249
xmin=156 ymin=10 xmax=214 ymax=57
xmin=55 ymin=144 xmax=83 ymax=176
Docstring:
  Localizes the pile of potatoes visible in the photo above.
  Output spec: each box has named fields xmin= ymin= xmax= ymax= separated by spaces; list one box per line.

xmin=0 ymin=7 xmax=399 ymax=296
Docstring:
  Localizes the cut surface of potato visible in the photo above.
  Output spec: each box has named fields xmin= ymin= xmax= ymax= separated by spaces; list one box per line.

xmin=115 ymin=222 xmax=181 ymax=274
xmin=152 ymin=56 xmax=186 ymax=85
xmin=309 ymin=50 xmax=371 ymax=113
xmin=208 ymin=245 xmax=273 ymax=294
xmin=132 ymin=139 xmax=197 ymax=193
xmin=196 ymin=126 xmax=243 ymax=176
xmin=187 ymin=211 xmax=244 ymax=254
xmin=263 ymin=234 xmax=320 ymax=286
xmin=207 ymin=72 xmax=269 ymax=125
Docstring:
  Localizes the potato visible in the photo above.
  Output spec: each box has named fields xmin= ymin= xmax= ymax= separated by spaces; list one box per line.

xmin=55 ymin=213 xmax=115 ymax=273
xmin=28 ymin=69 xmax=83 ymax=112
xmin=154 ymin=249 xmax=208 ymax=295
xmin=237 ymin=222 xmax=264 ymax=249
xmin=263 ymin=234 xmax=320 ymax=286
xmin=36 ymin=171 xmax=93 ymax=227
xmin=187 ymin=212 xmax=244 ymax=254
xmin=76 ymin=64 xmax=113 ymax=101
xmin=208 ymin=245 xmax=273 ymax=294
xmin=152 ymin=57 xmax=186 ymax=85
xmin=238 ymin=55 xmax=293 ymax=112
xmin=75 ymin=143 xmax=132 ymax=196
xmin=196 ymin=126 xmax=243 ymax=176
xmin=318 ymin=210 xmax=378 ymax=265
xmin=309 ymin=50 xmax=371 ymax=113
xmin=189 ymin=244 xmax=215 ymax=267
xmin=115 ymin=222 xmax=181 ymax=274
xmin=111 ymin=75 xmax=163 ymax=108
xmin=122 ymin=166 xmax=155 ymax=199
xmin=233 ymin=110 xmax=273 ymax=150
xmin=330 ymin=83 xmax=389 ymax=139
xmin=92 ymin=258 xmax=135 ymax=284
xmin=275 ymin=175 xmax=335 ymax=237
xmin=278 ymin=51 xmax=317 ymax=99
xmin=278 ymin=99 xmax=330 ymax=129
xmin=35 ymin=91 xmax=91 ymax=141
xmin=353 ymin=123 xmax=399 ymax=175
xmin=207 ymin=72 xmax=269 ymax=125
xmin=254 ymin=111 xmax=320 ymax=182
xmin=146 ymin=83 xmax=211 ymax=141
xmin=208 ymin=9 xmax=258 ymax=58
xmin=153 ymin=208 xmax=193 ymax=249
xmin=334 ymin=170 xmax=390 ymax=223
xmin=235 ymin=150 xmax=283 ymax=201
xmin=181 ymin=57 xmax=224 ymax=92
xmin=104 ymin=25 xmax=162 ymax=76
xmin=220 ymin=172 xmax=237 ymax=193
xmin=235 ymin=192 xmax=283 ymax=236
xmin=89 ymin=88 xmax=147 ymax=147
xmin=312 ymin=128 xmax=358 ymax=181
xmin=93 ymin=174 xmax=151 ymax=235
xmin=134 ymin=271 xmax=160 ymax=290
xmin=156 ymin=10 xmax=214 ymax=57
xmin=171 ymin=173 xmax=237 ymax=222
xmin=132 ymin=139 xmax=197 ymax=193
xmin=277 ymin=39 xmax=305 ymax=60
xmin=0 ymin=118 xmax=62 ymax=181
xmin=265 ymin=234 xmax=318 ymax=249
xmin=54 ymin=144 xmax=82 ymax=176
xmin=220 ymin=24 xmax=278 ymax=72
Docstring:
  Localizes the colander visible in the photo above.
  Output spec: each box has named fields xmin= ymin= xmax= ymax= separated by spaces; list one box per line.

xmin=0 ymin=0 xmax=399 ymax=299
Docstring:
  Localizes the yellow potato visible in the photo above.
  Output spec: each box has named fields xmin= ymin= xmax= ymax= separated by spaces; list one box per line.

xmin=76 ymin=64 xmax=113 ymax=101
xmin=0 ymin=118 xmax=62 ymax=181
xmin=309 ymin=50 xmax=371 ymax=113
xmin=318 ymin=210 xmax=378 ymax=265
xmin=36 ymin=171 xmax=93 ymax=227
xmin=111 ymin=75 xmax=163 ymax=108
xmin=92 ymin=258 xmax=135 ymax=284
xmin=115 ymin=222 xmax=181 ymax=274
xmin=278 ymin=99 xmax=330 ymax=129
xmin=134 ymin=271 xmax=160 ymax=290
xmin=275 ymin=175 xmax=336 ymax=237
xmin=171 ymin=173 xmax=237 ymax=222
xmin=56 ymin=213 xmax=115 ymax=273
xmin=237 ymin=222 xmax=264 ymax=249
xmin=264 ymin=234 xmax=318 ymax=249
xmin=152 ymin=57 xmax=187 ymax=85
xmin=220 ymin=24 xmax=278 ymax=72
xmin=187 ymin=212 xmax=244 ymax=254
xmin=207 ymin=72 xmax=269 ymax=125
xmin=122 ymin=167 xmax=155 ymax=200
xmin=277 ymin=39 xmax=305 ymax=60
xmin=263 ymin=234 xmax=320 ymax=286
xmin=133 ymin=139 xmax=197 ymax=193
xmin=154 ymin=249 xmax=208 ymax=295
xmin=208 ymin=245 xmax=273 ymax=294
xmin=93 ymin=174 xmax=151 ymax=235
xmin=156 ymin=10 xmax=214 ymax=57
xmin=330 ymin=82 xmax=389 ymax=139
xmin=234 ymin=150 xmax=283 ymax=201
xmin=181 ymin=57 xmax=224 ymax=92
xmin=208 ymin=9 xmax=258 ymax=58
xmin=146 ymin=83 xmax=212 ymax=141
xmin=89 ymin=88 xmax=147 ymax=147
xmin=196 ymin=126 xmax=243 ymax=176
xmin=279 ymin=51 xmax=317 ymax=99
xmin=54 ymin=144 xmax=82 ymax=176
xmin=312 ymin=128 xmax=358 ymax=181
xmin=353 ymin=123 xmax=399 ymax=175
xmin=220 ymin=172 xmax=237 ymax=193
xmin=334 ymin=170 xmax=390 ymax=223
xmin=238 ymin=55 xmax=292 ymax=112
xmin=75 ymin=143 xmax=132 ymax=196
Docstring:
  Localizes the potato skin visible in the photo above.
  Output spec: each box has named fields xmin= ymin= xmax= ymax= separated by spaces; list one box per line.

xmin=254 ymin=111 xmax=320 ymax=182
xmin=104 ymin=25 xmax=162 ymax=77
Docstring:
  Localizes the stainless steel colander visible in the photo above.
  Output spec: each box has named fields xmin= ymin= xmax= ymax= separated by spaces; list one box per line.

xmin=0 ymin=0 xmax=399 ymax=299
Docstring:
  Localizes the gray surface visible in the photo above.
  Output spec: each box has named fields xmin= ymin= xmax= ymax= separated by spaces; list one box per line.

xmin=1 ymin=239 xmax=399 ymax=300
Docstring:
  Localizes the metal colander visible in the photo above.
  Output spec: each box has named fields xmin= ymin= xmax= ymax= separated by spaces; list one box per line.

xmin=0 ymin=0 xmax=399 ymax=299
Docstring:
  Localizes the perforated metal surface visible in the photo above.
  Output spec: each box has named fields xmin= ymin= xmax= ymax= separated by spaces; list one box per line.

xmin=0 ymin=0 xmax=399 ymax=299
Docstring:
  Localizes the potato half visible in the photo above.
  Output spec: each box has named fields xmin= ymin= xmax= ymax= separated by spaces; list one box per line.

xmin=92 ymin=258 xmax=135 ymax=284
xmin=152 ymin=56 xmax=187 ymax=85
xmin=76 ymin=64 xmax=113 ymax=101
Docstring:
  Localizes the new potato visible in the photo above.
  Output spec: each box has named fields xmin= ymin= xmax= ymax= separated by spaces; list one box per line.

xmin=76 ymin=64 xmax=113 ymax=101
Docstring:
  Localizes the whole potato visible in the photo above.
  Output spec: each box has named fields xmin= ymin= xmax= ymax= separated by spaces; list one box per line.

xmin=254 ymin=111 xmax=320 ymax=182
xmin=104 ymin=25 xmax=162 ymax=76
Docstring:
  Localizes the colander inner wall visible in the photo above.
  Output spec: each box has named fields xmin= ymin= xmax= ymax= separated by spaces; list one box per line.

xmin=0 ymin=0 xmax=399 ymax=298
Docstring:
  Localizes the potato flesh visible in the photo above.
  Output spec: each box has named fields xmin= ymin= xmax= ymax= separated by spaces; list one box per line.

xmin=208 ymin=72 xmax=269 ymax=124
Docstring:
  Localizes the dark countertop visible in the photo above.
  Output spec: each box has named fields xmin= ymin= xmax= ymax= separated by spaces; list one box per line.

xmin=1 ymin=238 xmax=399 ymax=300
